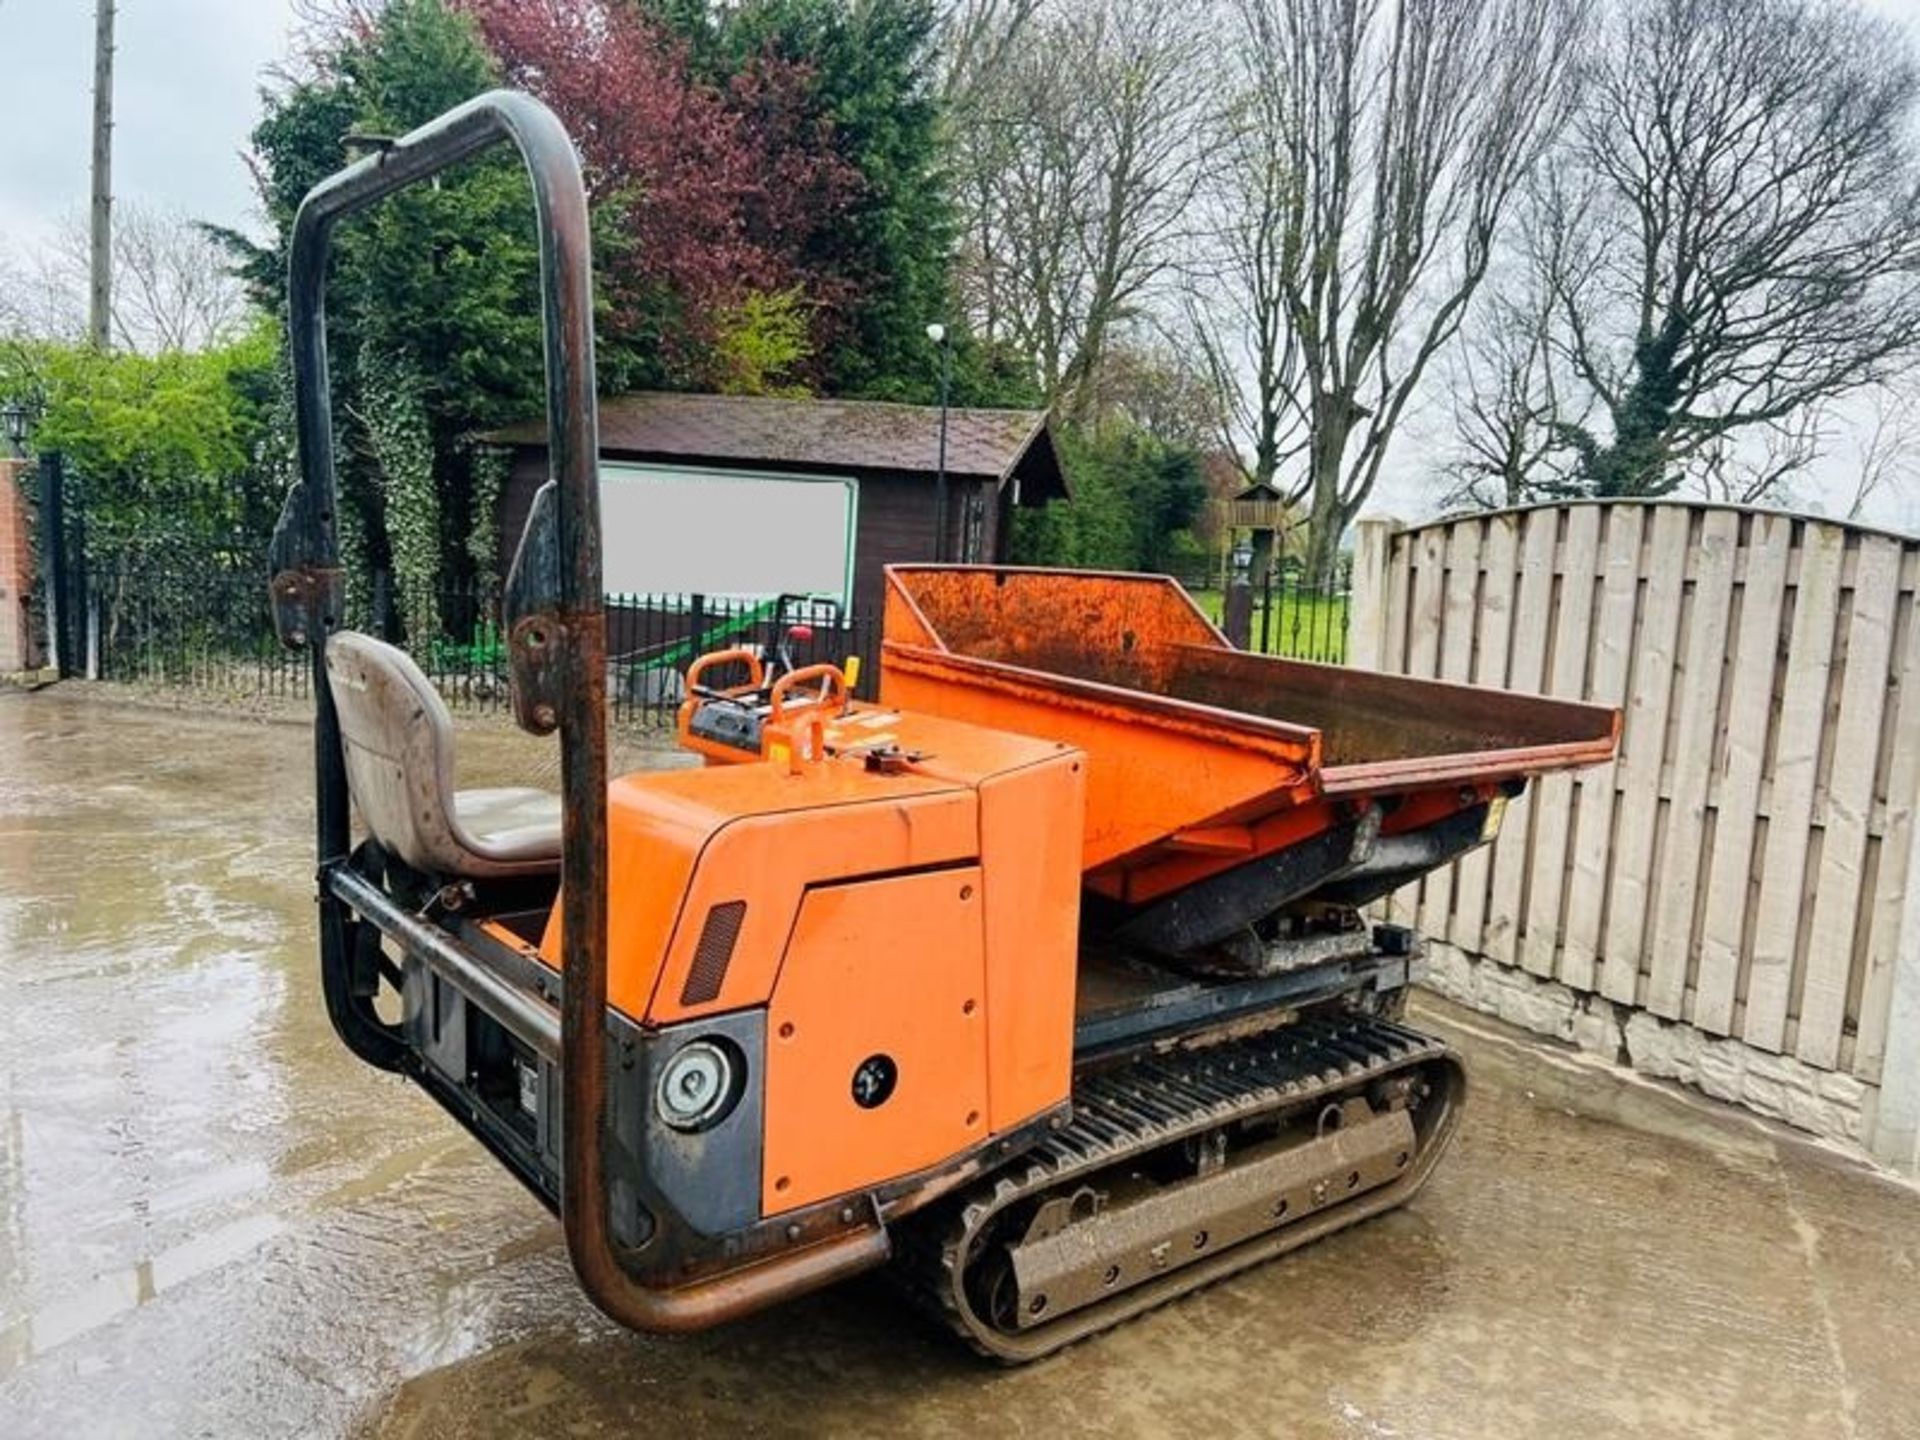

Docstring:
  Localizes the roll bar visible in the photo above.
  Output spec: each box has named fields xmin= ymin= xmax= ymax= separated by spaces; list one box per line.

xmin=270 ymin=90 xmax=880 ymax=1331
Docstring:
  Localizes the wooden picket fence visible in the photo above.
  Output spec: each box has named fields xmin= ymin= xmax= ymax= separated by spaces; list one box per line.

xmin=1349 ymin=503 xmax=1920 ymax=1168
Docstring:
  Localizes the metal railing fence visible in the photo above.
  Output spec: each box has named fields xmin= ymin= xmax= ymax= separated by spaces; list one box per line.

xmin=78 ymin=562 xmax=882 ymax=728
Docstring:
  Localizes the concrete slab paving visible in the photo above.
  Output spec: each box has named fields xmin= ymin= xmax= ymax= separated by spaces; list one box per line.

xmin=1 ymin=688 xmax=1915 ymax=1439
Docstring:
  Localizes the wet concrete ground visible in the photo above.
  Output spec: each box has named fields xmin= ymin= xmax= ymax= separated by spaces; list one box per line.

xmin=1 ymin=686 xmax=1917 ymax=1439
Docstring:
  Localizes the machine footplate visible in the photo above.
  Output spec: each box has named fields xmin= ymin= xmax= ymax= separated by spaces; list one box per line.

xmin=897 ymin=1009 xmax=1465 ymax=1362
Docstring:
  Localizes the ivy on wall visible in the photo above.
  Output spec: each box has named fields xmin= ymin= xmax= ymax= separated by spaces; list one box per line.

xmin=357 ymin=347 xmax=440 ymax=640
xmin=466 ymin=442 xmax=509 ymax=586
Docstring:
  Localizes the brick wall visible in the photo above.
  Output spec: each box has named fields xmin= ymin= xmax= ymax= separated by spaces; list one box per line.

xmin=0 ymin=457 xmax=38 ymax=671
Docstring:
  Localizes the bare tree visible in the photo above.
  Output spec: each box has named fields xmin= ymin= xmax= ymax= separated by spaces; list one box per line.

xmin=1845 ymin=390 xmax=1919 ymax=523
xmin=289 ymin=0 xmax=381 ymax=28
xmin=1536 ymin=0 xmax=1920 ymax=499
xmin=943 ymin=2 xmax=1032 ymax=353
xmin=952 ymin=0 xmax=1211 ymax=418
xmin=1691 ymin=408 xmax=1824 ymax=506
xmin=109 ymin=205 xmax=251 ymax=352
xmin=288 ymin=0 xmax=384 ymax=61
xmin=27 ymin=202 xmax=249 ymax=353
xmin=1442 ymin=282 xmax=1581 ymax=511
xmin=935 ymin=0 xmax=1046 ymax=110
xmin=0 ymin=245 xmax=79 ymax=343
xmin=1209 ymin=0 xmax=1587 ymax=584
xmin=1085 ymin=339 xmax=1225 ymax=453
xmin=937 ymin=0 xmax=1046 ymax=348
xmin=1439 ymin=180 xmax=1594 ymax=510
xmin=1187 ymin=36 xmax=1303 ymax=493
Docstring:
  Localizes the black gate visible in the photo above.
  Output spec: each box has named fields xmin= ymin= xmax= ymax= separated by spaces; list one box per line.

xmin=35 ymin=452 xmax=88 ymax=679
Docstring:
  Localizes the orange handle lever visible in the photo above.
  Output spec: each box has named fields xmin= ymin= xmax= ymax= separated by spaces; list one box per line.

xmin=768 ymin=662 xmax=849 ymax=726
xmin=685 ymin=647 xmax=766 ymax=696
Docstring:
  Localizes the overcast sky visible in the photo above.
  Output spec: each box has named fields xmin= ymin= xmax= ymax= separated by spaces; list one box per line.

xmin=0 ymin=0 xmax=1916 ymax=530
xmin=0 ymin=0 xmax=297 ymax=250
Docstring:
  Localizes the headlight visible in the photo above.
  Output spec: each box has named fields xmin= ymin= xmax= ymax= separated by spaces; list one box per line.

xmin=655 ymin=1038 xmax=739 ymax=1132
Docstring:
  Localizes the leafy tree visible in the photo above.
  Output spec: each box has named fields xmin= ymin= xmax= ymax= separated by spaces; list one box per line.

xmin=652 ymin=0 xmax=955 ymax=400
xmin=233 ymin=0 xmax=969 ymax=612
xmin=229 ymin=0 xmax=1140 ymax=608
xmin=944 ymin=328 xmax=1046 ymax=409
xmin=0 ymin=321 xmax=281 ymax=571
xmin=712 ymin=288 xmax=815 ymax=396
xmin=460 ymin=0 xmax=856 ymax=385
xmin=1012 ymin=422 xmax=1205 ymax=573
xmin=226 ymin=0 xmax=547 ymax=609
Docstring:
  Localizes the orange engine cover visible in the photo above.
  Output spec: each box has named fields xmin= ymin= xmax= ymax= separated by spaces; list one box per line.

xmin=763 ymin=867 xmax=988 ymax=1213
xmin=538 ymin=706 xmax=1085 ymax=1217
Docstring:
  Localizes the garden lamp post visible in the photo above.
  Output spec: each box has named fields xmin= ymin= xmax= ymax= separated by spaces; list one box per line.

xmin=2 ymin=400 xmax=29 ymax=459
xmin=1223 ymin=535 xmax=1256 ymax=650
xmin=1 ymin=399 xmax=38 ymax=672
xmin=926 ymin=322 xmax=952 ymax=562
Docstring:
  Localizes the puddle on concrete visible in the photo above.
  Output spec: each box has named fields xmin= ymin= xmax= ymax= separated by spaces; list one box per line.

xmin=0 ymin=693 xmax=613 ymax=1435
xmin=0 ymin=1212 xmax=288 ymax=1376
xmin=1 ymin=689 xmax=1917 ymax=1439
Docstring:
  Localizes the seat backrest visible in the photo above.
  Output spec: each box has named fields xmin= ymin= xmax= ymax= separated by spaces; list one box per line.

xmin=324 ymin=631 xmax=468 ymax=876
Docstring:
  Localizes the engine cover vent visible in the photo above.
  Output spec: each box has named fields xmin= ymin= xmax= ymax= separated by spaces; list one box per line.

xmin=680 ymin=900 xmax=747 ymax=1006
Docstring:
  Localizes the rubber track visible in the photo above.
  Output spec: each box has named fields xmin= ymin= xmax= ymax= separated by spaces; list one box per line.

xmin=895 ymin=1009 xmax=1460 ymax=1361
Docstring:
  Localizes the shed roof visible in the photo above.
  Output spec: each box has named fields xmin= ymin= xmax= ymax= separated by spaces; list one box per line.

xmin=488 ymin=390 xmax=1067 ymax=502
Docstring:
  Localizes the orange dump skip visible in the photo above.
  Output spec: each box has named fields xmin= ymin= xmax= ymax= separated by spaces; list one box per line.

xmin=880 ymin=566 xmax=1620 ymax=900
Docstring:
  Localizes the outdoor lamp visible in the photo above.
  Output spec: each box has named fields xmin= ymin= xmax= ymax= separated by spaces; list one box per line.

xmin=927 ymin=323 xmax=953 ymax=560
xmin=2 ymin=400 xmax=28 ymax=455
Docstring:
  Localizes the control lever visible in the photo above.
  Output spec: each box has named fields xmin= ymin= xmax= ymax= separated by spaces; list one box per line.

xmin=774 ymin=622 xmax=814 ymax=680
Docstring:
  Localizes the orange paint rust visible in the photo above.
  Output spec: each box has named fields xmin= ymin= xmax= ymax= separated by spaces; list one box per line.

xmin=881 ymin=565 xmax=1224 ymax=687
xmin=880 ymin=566 xmax=1620 ymax=900
xmin=882 ymin=568 xmax=1327 ymax=878
xmin=1088 ymin=800 xmax=1347 ymax=907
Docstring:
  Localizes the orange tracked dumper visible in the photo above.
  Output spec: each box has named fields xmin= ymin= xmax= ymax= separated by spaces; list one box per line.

xmin=274 ymin=92 xmax=1619 ymax=1359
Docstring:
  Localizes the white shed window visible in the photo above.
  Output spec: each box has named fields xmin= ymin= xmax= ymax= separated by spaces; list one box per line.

xmin=597 ymin=463 xmax=857 ymax=606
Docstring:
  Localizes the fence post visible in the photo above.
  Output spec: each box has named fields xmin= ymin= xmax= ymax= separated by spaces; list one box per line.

xmin=70 ymin=501 xmax=95 ymax=680
xmin=1346 ymin=515 xmax=1401 ymax=672
xmin=38 ymin=453 xmax=71 ymax=677
xmin=372 ymin=568 xmax=393 ymax=641
xmin=1872 ymin=773 xmax=1920 ymax=1173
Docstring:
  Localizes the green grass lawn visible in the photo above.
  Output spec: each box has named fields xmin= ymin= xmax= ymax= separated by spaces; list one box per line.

xmin=1185 ymin=586 xmax=1350 ymax=663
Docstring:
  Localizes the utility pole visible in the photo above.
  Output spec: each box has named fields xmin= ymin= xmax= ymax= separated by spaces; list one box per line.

xmin=89 ymin=0 xmax=116 ymax=351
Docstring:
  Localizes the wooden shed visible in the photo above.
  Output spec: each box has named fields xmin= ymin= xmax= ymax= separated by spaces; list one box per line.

xmin=488 ymin=391 xmax=1066 ymax=620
